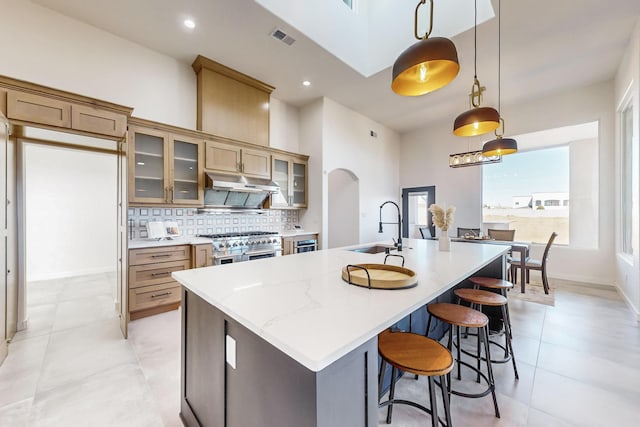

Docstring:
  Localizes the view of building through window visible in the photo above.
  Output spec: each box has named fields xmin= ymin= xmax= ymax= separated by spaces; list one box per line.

xmin=483 ymin=146 xmax=570 ymax=245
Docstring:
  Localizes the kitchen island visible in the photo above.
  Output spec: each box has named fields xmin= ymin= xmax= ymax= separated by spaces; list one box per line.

xmin=173 ymin=238 xmax=508 ymax=427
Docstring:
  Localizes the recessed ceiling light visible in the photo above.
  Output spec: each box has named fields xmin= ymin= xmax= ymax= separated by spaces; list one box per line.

xmin=302 ymin=80 xmax=311 ymax=87
xmin=183 ymin=19 xmax=196 ymax=29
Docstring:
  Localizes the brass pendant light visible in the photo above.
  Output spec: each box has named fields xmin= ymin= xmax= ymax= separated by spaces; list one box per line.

xmin=482 ymin=0 xmax=517 ymax=157
xmin=392 ymin=0 xmax=460 ymax=96
xmin=453 ymin=0 xmax=499 ymax=136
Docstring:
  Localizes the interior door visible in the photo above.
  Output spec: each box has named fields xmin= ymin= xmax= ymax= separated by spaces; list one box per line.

xmin=117 ymin=138 xmax=128 ymax=338
xmin=1 ymin=113 xmax=8 ymax=363
xmin=402 ymin=186 xmax=436 ymax=239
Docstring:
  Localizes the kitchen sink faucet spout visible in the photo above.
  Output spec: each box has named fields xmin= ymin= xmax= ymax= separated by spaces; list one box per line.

xmin=378 ymin=201 xmax=402 ymax=251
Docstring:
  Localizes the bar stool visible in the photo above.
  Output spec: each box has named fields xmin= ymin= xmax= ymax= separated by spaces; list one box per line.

xmin=456 ymin=286 xmax=519 ymax=380
xmin=378 ymin=329 xmax=454 ymax=427
xmin=426 ymin=303 xmax=500 ymax=418
xmin=468 ymin=277 xmax=514 ymax=338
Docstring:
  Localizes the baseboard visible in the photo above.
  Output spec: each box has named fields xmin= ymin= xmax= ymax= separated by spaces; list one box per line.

xmin=28 ymin=267 xmax=116 ymax=282
xmin=548 ymin=273 xmax=614 ymax=287
xmin=614 ymin=283 xmax=640 ymax=321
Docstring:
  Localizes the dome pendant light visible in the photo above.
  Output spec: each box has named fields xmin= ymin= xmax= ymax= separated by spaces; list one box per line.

xmin=392 ymin=0 xmax=460 ymax=96
xmin=453 ymin=0 xmax=499 ymax=137
xmin=483 ymin=0 xmax=517 ymax=157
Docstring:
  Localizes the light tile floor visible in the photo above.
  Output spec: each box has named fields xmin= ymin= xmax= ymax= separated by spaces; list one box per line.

xmin=0 ymin=275 xmax=638 ymax=426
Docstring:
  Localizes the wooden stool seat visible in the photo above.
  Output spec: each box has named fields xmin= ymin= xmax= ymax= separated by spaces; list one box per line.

xmin=455 ymin=288 xmax=508 ymax=307
xmin=379 ymin=330 xmax=453 ymax=377
xmin=428 ymin=303 xmax=488 ymax=328
xmin=469 ymin=276 xmax=513 ymax=290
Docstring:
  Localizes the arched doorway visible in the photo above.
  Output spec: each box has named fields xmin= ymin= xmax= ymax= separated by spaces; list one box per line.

xmin=328 ymin=169 xmax=359 ymax=248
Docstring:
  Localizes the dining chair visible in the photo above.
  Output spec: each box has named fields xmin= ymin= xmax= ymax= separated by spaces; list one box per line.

xmin=419 ymin=227 xmax=432 ymax=239
xmin=487 ymin=229 xmax=515 ymax=241
xmin=457 ymin=227 xmax=481 ymax=238
xmin=509 ymin=232 xmax=557 ymax=294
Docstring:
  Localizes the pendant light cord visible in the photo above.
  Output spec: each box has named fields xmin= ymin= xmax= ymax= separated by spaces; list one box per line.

xmin=473 ymin=0 xmax=477 ymax=79
xmin=498 ymin=0 xmax=501 ymax=115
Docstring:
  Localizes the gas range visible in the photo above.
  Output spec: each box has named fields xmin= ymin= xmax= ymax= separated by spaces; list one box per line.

xmin=197 ymin=231 xmax=282 ymax=265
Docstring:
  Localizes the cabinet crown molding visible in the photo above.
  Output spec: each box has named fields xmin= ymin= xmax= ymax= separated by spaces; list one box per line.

xmin=192 ymin=55 xmax=274 ymax=94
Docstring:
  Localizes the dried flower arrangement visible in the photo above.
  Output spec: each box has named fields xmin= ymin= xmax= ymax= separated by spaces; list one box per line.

xmin=428 ymin=204 xmax=456 ymax=231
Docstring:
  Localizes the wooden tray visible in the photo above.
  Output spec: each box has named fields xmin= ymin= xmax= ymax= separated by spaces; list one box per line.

xmin=341 ymin=263 xmax=418 ymax=290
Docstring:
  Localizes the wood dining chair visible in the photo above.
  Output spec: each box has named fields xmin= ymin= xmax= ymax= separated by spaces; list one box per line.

xmin=509 ymin=232 xmax=557 ymax=294
xmin=487 ymin=229 xmax=515 ymax=241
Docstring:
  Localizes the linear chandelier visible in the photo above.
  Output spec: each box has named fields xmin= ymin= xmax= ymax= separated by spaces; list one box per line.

xmin=449 ymin=150 xmax=501 ymax=168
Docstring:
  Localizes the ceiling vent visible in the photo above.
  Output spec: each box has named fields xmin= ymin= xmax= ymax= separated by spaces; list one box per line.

xmin=270 ymin=28 xmax=296 ymax=46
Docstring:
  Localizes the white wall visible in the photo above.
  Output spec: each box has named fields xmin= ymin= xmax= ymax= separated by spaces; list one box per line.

xmin=614 ymin=18 xmax=640 ymax=317
xmin=401 ymin=81 xmax=616 ymax=286
xmin=299 ymin=99 xmax=324 ymax=242
xmin=269 ymin=98 xmax=300 ymax=153
xmin=24 ymin=144 xmax=117 ymax=281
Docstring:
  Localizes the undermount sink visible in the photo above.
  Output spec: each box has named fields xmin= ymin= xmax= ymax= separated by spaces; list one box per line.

xmin=349 ymin=245 xmax=395 ymax=254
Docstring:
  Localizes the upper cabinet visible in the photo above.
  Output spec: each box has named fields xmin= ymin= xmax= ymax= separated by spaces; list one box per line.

xmin=270 ymin=154 xmax=308 ymax=209
xmin=0 ymin=76 xmax=132 ymax=139
xmin=192 ymin=55 xmax=274 ymax=147
xmin=205 ymin=140 xmax=270 ymax=178
xmin=129 ymin=119 xmax=204 ymax=206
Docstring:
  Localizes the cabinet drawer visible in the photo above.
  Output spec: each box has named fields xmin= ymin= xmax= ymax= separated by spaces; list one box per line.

xmin=129 ymin=259 xmax=191 ymax=289
xmin=7 ymin=91 xmax=71 ymax=128
xmin=129 ymin=283 xmax=181 ymax=313
xmin=72 ymin=104 xmax=126 ymax=137
xmin=129 ymin=245 xmax=191 ymax=266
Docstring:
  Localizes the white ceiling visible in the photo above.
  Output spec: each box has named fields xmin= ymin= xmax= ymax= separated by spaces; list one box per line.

xmin=31 ymin=0 xmax=640 ymax=134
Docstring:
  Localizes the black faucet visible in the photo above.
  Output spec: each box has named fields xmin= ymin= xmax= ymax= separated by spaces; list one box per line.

xmin=378 ymin=201 xmax=402 ymax=251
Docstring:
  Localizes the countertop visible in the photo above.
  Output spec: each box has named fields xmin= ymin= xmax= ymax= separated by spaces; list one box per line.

xmin=280 ymin=230 xmax=319 ymax=237
xmin=128 ymin=236 xmax=213 ymax=249
xmin=172 ymin=238 xmax=508 ymax=372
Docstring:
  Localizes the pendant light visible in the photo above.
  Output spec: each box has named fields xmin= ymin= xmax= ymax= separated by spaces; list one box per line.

xmin=391 ymin=0 xmax=460 ymax=96
xmin=482 ymin=0 xmax=517 ymax=156
xmin=452 ymin=0 xmax=499 ymax=137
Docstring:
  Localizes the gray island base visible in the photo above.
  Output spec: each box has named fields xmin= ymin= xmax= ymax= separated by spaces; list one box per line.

xmin=173 ymin=238 xmax=508 ymax=426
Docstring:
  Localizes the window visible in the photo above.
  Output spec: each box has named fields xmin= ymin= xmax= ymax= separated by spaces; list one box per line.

xmin=483 ymin=122 xmax=599 ymax=248
xmin=342 ymin=0 xmax=355 ymax=10
xmin=621 ymin=102 xmax=633 ymax=255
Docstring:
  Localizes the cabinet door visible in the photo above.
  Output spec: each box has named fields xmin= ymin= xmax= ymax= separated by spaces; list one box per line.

xmin=71 ymin=104 xmax=126 ymax=137
xmin=241 ymin=148 xmax=270 ymax=178
xmin=7 ymin=91 xmax=70 ymax=128
xmin=192 ymin=244 xmax=213 ymax=268
xmin=129 ymin=127 xmax=169 ymax=204
xmin=270 ymin=156 xmax=290 ymax=207
xmin=170 ymin=135 xmax=203 ymax=205
xmin=291 ymin=160 xmax=307 ymax=208
xmin=205 ymin=141 xmax=241 ymax=173
xmin=1 ymin=113 xmax=7 ymax=364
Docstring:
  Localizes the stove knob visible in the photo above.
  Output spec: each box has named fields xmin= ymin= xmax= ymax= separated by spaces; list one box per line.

xmin=225 ymin=243 xmax=231 ymax=248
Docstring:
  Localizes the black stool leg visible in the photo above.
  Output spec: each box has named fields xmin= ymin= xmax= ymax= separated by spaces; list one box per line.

xmin=502 ymin=305 xmax=519 ymax=380
xmin=386 ymin=366 xmax=397 ymax=424
xmin=427 ymin=376 xmax=439 ymax=427
xmin=482 ymin=325 xmax=501 ymax=418
xmin=378 ymin=359 xmax=387 ymax=400
xmin=476 ymin=325 xmax=481 ymax=383
xmin=440 ymin=374 xmax=452 ymax=427
xmin=455 ymin=325 xmax=462 ymax=380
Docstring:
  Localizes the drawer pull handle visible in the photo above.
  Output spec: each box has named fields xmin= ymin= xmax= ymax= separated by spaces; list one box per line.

xmin=151 ymin=292 xmax=171 ymax=298
xmin=151 ymin=271 xmax=170 ymax=277
xmin=151 ymin=254 xmax=172 ymax=258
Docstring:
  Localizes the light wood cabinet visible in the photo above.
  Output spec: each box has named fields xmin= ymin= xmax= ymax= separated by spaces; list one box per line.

xmin=192 ymin=244 xmax=213 ymax=268
xmin=204 ymin=140 xmax=271 ymax=178
xmin=269 ymin=154 xmax=308 ymax=208
xmin=6 ymin=90 xmax=126 ymax=137
xmin=128 ymin=245 xmax=191 ymax=320
xmin=129 ymin=121 xmax=204 ymax=206
xmin=193 ymin=55 xmax=274 ymax=146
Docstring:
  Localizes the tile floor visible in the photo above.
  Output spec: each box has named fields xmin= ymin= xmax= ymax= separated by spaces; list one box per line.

xmin=0 ymin=274 xmax=638 ymax=426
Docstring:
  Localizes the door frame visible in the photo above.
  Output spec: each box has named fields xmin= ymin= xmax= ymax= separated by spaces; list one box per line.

xmin=401 ymin=186 xmax=436 ymax=239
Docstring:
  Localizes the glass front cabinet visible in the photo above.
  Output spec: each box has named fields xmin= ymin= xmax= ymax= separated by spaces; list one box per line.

xmin=129 ymin=124 xmax=204 ymax=205
xmin=270 ymin=154 xmax=307 ymax=208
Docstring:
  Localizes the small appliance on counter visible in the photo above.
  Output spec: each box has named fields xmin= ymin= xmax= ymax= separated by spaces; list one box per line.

xmin=147 ymin=221 xmax=180 ymax=240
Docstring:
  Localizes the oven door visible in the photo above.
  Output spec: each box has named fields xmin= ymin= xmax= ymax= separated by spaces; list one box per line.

xmin=294 ymin=239 xmax=317 ymax=253
xmin=245 ymin=249 xmax=278 ymax=261
xmin=213 ymin=253 xmax=243 ymax=265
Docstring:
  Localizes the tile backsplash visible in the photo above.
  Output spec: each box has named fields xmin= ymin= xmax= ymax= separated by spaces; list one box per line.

xmin=128 ymin=208 xmax=299 ymax=239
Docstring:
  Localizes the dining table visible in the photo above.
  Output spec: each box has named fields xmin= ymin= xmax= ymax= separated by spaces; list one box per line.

xmin=451 ymin=237 xmax=530 ymax=292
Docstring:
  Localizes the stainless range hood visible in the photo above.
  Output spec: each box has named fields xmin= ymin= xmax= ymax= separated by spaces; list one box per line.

xmin=202 ymin=172 xmax=279 ymax=209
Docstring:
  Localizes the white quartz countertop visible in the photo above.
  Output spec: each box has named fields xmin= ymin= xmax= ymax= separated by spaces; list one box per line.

xmin=172 ymin=238 xmax=507 ymax=372
xmin=129 ymin=236 xmax=212 ymax=249
xmin=280 ymin=230 xmax=319 ymax=237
